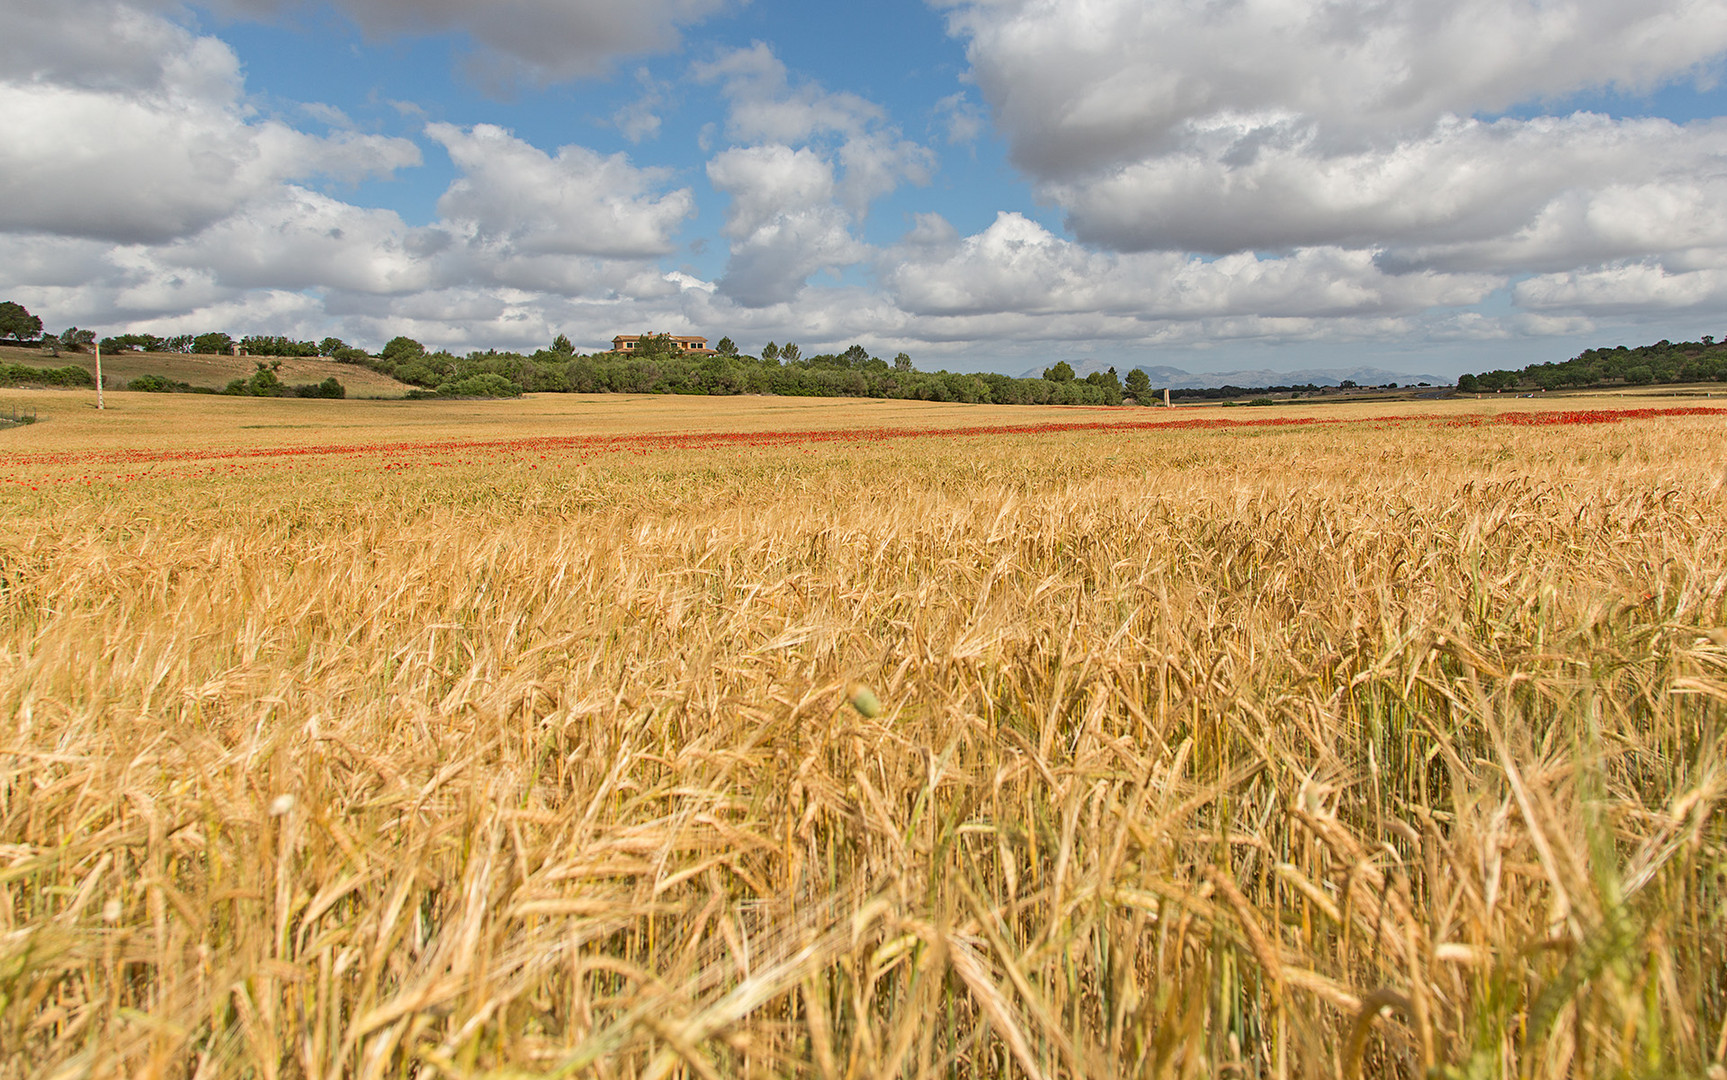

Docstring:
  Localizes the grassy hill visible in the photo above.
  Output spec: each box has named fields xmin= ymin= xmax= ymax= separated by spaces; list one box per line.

xmin=0 ymin=345 xmax=415 ymax=397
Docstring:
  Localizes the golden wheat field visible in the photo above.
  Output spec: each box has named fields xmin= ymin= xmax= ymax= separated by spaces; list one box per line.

xmin=2 ymin=389 xmax=1725 ymax=1080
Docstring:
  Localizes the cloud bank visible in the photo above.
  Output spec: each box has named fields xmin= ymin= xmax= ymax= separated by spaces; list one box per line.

xmin=0 ymin=0 xmax=1725 ymax=371
xmin=937 ymin=0 xmax=1727 ymax=319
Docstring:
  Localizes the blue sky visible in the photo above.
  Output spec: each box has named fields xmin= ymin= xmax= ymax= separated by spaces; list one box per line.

xmin=4 ymin=0 xmax=1726 ymax=378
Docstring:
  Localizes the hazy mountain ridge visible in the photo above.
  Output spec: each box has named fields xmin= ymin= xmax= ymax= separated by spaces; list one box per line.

xmin=1025 ymin=358 xmax=1450 ymax=388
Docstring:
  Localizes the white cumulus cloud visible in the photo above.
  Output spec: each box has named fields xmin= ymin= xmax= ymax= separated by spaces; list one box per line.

xmin=0 ymin=0 xmax=419 ymax=244
xmin=1515 ymin=262 xmax=1727 ymax=313
xmin=154 ymin=186 xmax=441 ymax=295
xmin=885 ymin=211 xmax=1496 ymax=319
xmin=942 ymin=0 xmax=1727 ymax=178
xmin=695 ymin=44 xmax=935 ymax=307
xmin=429 ymin=123 xmax=695 ymax=259
xmin=706 ymin=145 xmax=867 ymax=307
xmin=934 ymin=0 xmax=1727 ymax=328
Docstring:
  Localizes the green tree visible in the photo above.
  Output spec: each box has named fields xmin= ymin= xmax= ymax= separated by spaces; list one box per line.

xmin=0 ymin=301 xmax=42 ymax=342
xmin=292 ymin=376 xmax=345 ymax=399
xmin=1043 ymin=360 xmax=1075 ymax=382
xmin=781 ymin=342 xmax=801 ymax=363
xmin=761 ymin=341 xmax=780 ymax=362
xmin=438 ymin=372 xmax=520 ymax=398
xmin=227 ymin=360 xmax=285 ymax=396
xmin=393 ymin=359 xmax=439 ymax=387
xmin=192 ymin=331 xmax=233 ymax=355
xmin=381 ymin=336 xmax=426 ymax=363
xmin=715 ymin=336 xmax=739 ymax=357
xmin=1456 ymin=373 xmax=1480 ymax=393
xmin=102 ymin=333 xmax=162 ymax=354
xmin=893 ymin=352 xmax=913 ymax=372
xmin=629 ymin=333 xmax=677 ymax=360
xmin=551 ymin=333 xmax=575 ymax=356
xmin=60 ymin=327 xmax=97 ymax=353
xmin=1124 ymin=367 xmax=1151 ymax=398
xmin=318 ymin=337 xmax=347 ymax=356
xmin=1087 ymin=366 xmax=1121 ymax=391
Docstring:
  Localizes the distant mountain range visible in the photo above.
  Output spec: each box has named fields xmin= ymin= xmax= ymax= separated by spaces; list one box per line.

xmin=1023 ymin=359 xmax=1450 ymax=389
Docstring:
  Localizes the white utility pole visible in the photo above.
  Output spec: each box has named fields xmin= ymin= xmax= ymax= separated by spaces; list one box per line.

xmin=95 ymin=338 xmax=105 ymax=410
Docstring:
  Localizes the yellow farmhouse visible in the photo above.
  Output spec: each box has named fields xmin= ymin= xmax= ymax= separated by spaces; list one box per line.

xmin=610 ymin=334 xmax=716 ymax=356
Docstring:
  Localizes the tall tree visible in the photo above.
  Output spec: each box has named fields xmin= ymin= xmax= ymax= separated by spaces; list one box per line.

xmin=0 ymin=301 xmax=42 ymax=342
xmin=192 ymin=331 xmax=233 ymax=355
xmin=381 ymin=336 xmax=426 ymax=363
xmin=630 ymin=333 xmax=677 ymax=360
xmin=1086 ymin=367 xmax=1121 ymax=391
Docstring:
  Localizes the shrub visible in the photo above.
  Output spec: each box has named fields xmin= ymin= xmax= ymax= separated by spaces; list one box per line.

xmin=392 ymin=360 xmax=440 ymax=388
xmin=0 ymin=363 xmax=95 ymax=388
xmin=437 ymin=373 xmax=520 ymax=398
xmin=290 ymin=377 xmax=346 ymax=399
xmin=225 ymin=362 xmax=286 ymax=397
xmin=127 ymin=374 xmax=195 ymax=393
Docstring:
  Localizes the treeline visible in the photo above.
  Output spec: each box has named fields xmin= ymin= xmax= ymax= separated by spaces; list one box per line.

xmin=1 ymin=299 xmax=365 ymax=361
xmin=1171 ymin=382 xmax=1332 ymax=402
xmin=349 ymin=335 xmax=1129 ymax=405
xmin=1460 ymin=335 xmax=1727 ymax=392
xmin=89 ymin=332 xmax=369 ymax=361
